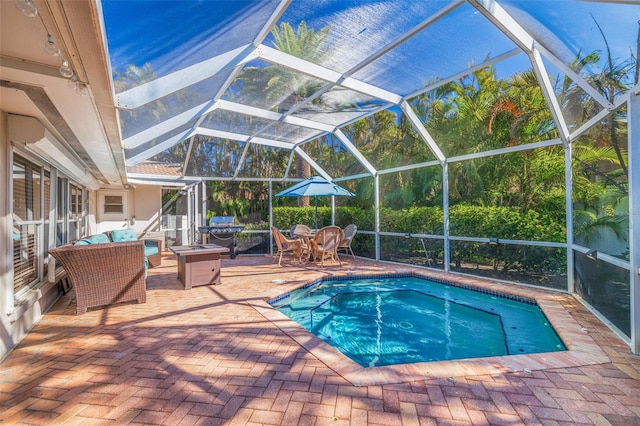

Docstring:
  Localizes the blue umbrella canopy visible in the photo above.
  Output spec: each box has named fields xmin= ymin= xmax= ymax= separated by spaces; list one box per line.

xmin=276 ymin=176 xmax=355 ymax=197
xmin=276 ymin=176 xmax=354 ymax=229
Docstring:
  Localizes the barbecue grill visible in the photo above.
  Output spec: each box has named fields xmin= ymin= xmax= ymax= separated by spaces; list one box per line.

xmin=198 ymin=216 xmax=244 ymax=259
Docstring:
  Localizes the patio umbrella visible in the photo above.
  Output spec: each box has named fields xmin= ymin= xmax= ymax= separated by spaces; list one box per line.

xmin=276 ymin=176 xmax=355 ymax=230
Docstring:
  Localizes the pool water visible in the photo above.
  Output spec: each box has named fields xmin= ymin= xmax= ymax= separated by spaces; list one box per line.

xmin=270 ymin=275 xmax=566 ymax=367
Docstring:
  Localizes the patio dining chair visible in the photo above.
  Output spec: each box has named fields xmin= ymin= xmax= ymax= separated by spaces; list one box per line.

xmin=290 ymin=224 xmax=312 ymax=238
xmin=311 ymin=226 xmax=344 ymax=267
xmin=337 ymin=224 xmax=357 ymax=259
xmin=271 ymin=227 xmax=302 ymax=266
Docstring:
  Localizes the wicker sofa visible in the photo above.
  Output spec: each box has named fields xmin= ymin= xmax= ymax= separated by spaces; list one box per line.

xmin=49 ymin=240 xmax=146 ymax=314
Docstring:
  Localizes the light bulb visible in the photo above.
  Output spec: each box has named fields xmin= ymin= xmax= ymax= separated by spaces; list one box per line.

xmin=15 ymin=0 xmax=38 ymax=17
xmin=59 ymin=61 xmax=74 ymax=78
xmin=67 ymin=75 xmax=78 ymax=89
xmin=75 ymin=82 xmax=87 ymax=96
xmin=43 ymin=35 xmax=60 ymax=56
xmin=67 ymin=75 xmax=87 ymax=95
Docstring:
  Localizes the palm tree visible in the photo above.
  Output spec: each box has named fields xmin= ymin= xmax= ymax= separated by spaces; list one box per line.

xmin=232 ymin=21 xmax=332 ymax=207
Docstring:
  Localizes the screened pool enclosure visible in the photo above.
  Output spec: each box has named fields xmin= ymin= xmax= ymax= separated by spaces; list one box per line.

xmin=102 ymin=1 xmax=639 ymax=352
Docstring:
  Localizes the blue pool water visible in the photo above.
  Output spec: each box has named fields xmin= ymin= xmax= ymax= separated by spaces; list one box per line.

xmin=270 ymin=275 xmax=566 ymax=367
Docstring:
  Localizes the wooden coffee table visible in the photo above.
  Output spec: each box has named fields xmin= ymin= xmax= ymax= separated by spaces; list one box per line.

xmin=169 ymin=244 xmax=229 ymax=289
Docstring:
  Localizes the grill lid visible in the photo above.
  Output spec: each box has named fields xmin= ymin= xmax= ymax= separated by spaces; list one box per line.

xmin=209 ymin=216 xmax=235 ymax=227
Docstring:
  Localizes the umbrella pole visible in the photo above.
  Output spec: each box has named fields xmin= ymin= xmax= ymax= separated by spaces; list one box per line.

xmin=315 ymin=197 xmax=318 ymax=230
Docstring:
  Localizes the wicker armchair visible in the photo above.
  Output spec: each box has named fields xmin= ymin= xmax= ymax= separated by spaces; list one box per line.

xmin=271 ymin=227 xmax=302 ymax=266
xmin=337 ymin=224 xmax=357 ymax=259
xmin=311 ymin=226 xmax=344 ymax=267
xmin=48 ymin=240 xmax=147 ymax=314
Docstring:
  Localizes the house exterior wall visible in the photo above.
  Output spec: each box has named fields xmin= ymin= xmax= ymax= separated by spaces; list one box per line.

xmin=93 ymin=186 xmax=162 ymax=240
xmin=130 ymin=185 xmax=162 ymax=238
xmin=0 ymin=109 xmax=164 ymax=361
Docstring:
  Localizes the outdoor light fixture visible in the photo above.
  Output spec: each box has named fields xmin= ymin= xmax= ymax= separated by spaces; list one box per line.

xmin=585 ymin=249 xmax=598 ymax=261
xmin=43 ymin=35 xmax=60 ymax=56
xmin=15 ymin=7 xmax=83 ymax=87
xmin=489 ymin=237 xmax=499 ymax=245
xmin=67 ymin=76 xmax=87 ymax=95
xmin=15 ymin=0 xmax=37 ymax=17
xmin=59 ymin=60 xmax=74 ymax=78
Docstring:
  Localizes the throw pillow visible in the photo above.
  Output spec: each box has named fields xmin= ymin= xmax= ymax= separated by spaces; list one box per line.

xmin=110 ymin=228 xmax=137 ymax=242
xmin=88 ymin=234 xmax=111 ymax=244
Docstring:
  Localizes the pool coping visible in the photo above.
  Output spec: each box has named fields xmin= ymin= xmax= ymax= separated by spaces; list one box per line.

xmin=250 ymin=268 xmax=610 ymax=386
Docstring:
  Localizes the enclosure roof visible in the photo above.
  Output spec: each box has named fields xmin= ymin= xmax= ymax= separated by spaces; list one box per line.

xmin=100 ymin=0 xmax=640 ymax=184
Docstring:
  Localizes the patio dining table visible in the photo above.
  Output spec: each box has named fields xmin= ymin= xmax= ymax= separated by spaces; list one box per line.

xmin=287 ymin=230 xmax=315 ymax=263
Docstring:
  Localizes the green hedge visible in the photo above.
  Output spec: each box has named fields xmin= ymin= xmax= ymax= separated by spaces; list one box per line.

xmin=272 ymin=204 xmax=565 ymax=241
xmin=271 ymin=204 xmax=566 ymax=274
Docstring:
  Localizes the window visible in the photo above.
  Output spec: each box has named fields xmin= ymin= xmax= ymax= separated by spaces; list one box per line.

xmin=98 ymin=191 xmax=128 ymax=223
xmin=12 ymin=158 xmax=39 ymax=294
xmin=56 ymin=177 xmax=68 ymax=245
xmin=104 ymin=195 xmax=123 ymax=214
xmin=69 ymin=184 xmax=83 ymax=241
xmin=11 ymin=154 xmax=86 ymax=299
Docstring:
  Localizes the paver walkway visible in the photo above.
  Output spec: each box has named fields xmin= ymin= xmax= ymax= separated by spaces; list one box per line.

xmin=1 ymin=254 xmax=639 ymax=425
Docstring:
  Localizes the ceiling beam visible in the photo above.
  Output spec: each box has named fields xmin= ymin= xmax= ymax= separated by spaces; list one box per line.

xmin=116 ymin=45 xmax=254 ymax=109
xmin=333 ymin=129 xmax=377 ymax=176
xmin=123 ymin=101 xmax=218 ymax=149
xmin=217 ymin=99 xmax=336 ymax=132
xmin=259 ymin=45 xmax=402 ymax=104
xmin=400 ymin=100 xmax=446 ymax=164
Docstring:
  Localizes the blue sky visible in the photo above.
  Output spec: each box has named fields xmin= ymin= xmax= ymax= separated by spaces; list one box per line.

xmin=101 ymin=0 xmax=639 ymax=92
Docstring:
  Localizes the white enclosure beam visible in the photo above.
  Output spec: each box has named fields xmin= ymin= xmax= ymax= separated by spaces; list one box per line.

xmin=252 ymin=0 xmax=293 ymax=45
xmin=293 ymin=146 xmax=331 ymax=181
xmin=123 ymin=102 xmax=217 ymax=149
xmin=379 ymin=160 xmax=442 ymax=175
xmin=258 ymin=45 xmax=402 ymax=104
xmin=200 ymin=181 xmax=207 ymax=227
xmin=442 ymin=161 xmax=450 ymax=272
xmin=116 ymin=45 xmax=255 ymax=109
xmin=629 ymin=90 xmax=640 ymax=354
xmin=565 ymin=143 xmax=574 ymax=294
xmin=570 ymin=94 xmax=629 ymax=142
xmin=217 ymin=99 xmax=335 ymax=132
xmin=233 ymin=143 xmax=251 ymax=180
xmin=448 ymin=138 xmax=562 ymax=163
xmin=400 ymin=101 xmax=446 ymax=163
xmin=535 ymin=43 xmax=614 ymax=110
xmin=181 ymin=135 xmax=196 ymax=178
xmin=530 ymin=48 xmax=571 ymax=145
xmin=333 ymin=129 xmax=377 ymax=176
xmin=374 ymin=174 xmax=381 ymax=261
xmin=405 ymin=48 xmax=521 ymax=100
xmin=126 ymin=129 xmax=195 ymax=166
xmin=468 ymin=0 xmax=535 ymax=53
xmin=196 ymin=127 xmax=295 ymax=150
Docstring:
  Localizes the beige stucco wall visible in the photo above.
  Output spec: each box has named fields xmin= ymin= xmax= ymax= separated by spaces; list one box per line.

xmin=130 ymin=185 xmax=162 ymax=238
xmin=92 ymin=186 xmax=161 ymax=238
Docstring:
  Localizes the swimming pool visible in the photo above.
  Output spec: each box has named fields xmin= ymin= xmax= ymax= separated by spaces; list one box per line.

xmin=269 ymin=274 xmax=566 ymax=367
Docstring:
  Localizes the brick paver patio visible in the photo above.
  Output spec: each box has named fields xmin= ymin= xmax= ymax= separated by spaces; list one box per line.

xmin=1 ymin=253 xmax=639 ymax=425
